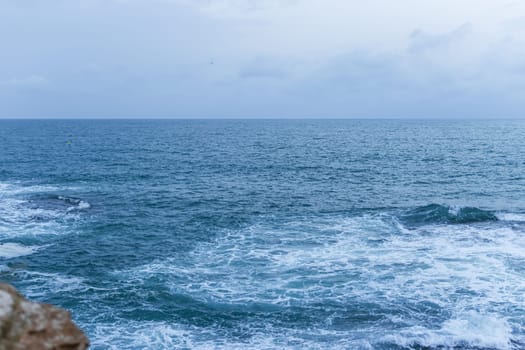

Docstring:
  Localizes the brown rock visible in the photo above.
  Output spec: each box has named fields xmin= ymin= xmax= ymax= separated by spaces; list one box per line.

xmin=0 ymin=283 xmax=89 ymax=350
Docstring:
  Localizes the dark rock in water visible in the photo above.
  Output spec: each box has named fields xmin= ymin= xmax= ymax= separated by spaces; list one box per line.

xmin=0 ymin=283 xmax=89 ymax=350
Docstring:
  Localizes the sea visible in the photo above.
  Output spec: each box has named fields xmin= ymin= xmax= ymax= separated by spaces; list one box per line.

xmin=1 ymin=119 xmax=525 ymax=349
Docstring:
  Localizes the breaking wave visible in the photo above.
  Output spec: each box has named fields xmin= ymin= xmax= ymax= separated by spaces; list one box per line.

xmin=0 ymin=180 xmax=92 ymax=284
xmin=0 ymin=243 xmax=41 ymax=259
xmin=0 ymin=182 xmax=90 ymax=239
xmin=400 ymin=204 xmax=498 ymax=226
xmin=113 ymin=211 xmax=525 ymax=349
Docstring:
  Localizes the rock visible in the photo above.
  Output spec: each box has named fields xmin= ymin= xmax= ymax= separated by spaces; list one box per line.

xmin=0 ymin=283 xmax=89 ymax=350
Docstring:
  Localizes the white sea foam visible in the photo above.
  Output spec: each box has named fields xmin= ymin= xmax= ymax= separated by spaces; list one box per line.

xmin=447 ymin=204 xmax=461 ymax=216
xmin=120 ymin=213 xmax=525 ymax=348
xmin=0 ymin=197 xmax=70 ymax=238
xmin=77 ymin=200 xmax=91 ymax=210
xmin=58 ymin=196 xmax=91 ymax=212
xmin=11 ymin=271 xmax=87 ymax=298
xmin=88 ymin=320 xmax=372 ymax=350
xmin=0 ymin=182 xmax=87 ymax=238
xmin=0 ymin=243 xmax=41 ymax=259
xmin=66 ymin=200 xmax=91 ymax=212
xmin=497 ymin=212 xmax=525 ymax=222
xmin=385 ymin=312 xmax=512 ymax=349
xmin=0 ymin=182 xmax=59 ymax=196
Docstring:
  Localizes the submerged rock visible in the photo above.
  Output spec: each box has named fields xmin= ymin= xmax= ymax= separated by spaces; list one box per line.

xmin=0 ymin=283 xmax=89 ymax=350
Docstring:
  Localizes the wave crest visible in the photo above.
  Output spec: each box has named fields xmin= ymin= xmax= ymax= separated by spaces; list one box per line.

xmin=400 ymin=204 xmax=498 ymax=226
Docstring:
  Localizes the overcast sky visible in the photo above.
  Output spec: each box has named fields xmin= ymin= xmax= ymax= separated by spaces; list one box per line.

xmin=1 ymin=0 xmax=525 ymax=118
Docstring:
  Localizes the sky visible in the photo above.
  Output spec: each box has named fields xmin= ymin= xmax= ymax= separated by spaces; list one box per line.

xmin=1 ymin=0 xmax=525 ymax=118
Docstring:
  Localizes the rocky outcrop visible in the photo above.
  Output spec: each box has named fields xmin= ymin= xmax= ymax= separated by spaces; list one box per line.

xmin=0 ymin=283 xmax=89 ymax=350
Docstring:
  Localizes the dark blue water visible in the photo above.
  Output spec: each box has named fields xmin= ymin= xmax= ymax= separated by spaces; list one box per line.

xmin=1 ymin=119 xmax=525 ymax=349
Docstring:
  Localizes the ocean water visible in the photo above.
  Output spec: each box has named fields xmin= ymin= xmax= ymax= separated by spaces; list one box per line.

xmin=1 ymin=119 xmax=525 ymax=349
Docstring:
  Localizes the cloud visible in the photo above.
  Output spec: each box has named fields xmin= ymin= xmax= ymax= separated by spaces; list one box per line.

xmin=409 ymin=24 xmax=471 ymax=53
xmin=1 ymin=0 xmax=525 ymax=118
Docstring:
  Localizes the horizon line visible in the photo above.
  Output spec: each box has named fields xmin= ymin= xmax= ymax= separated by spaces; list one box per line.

xmin=1 ymin=117 xmax=524 ymax=121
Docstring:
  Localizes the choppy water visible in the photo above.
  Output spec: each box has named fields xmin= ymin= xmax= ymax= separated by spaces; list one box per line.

xmin=1 ymin=119 xmax=525 ymax=349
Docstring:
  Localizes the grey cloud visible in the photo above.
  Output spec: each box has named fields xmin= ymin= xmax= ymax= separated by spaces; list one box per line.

xmin=1 ymin=1 xmax=525 ymax=118
xmin=409 ymin=24 xmax=471 ymax=53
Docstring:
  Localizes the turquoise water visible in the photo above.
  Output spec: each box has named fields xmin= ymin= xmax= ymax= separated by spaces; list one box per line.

xmin=1 ymin=119 xmax=525 ymax=349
